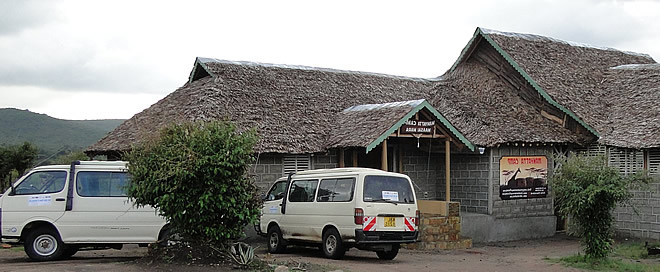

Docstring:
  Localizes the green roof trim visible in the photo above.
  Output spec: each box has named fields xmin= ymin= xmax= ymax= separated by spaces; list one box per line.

xmin=188 ymin=57 xmax=215 ymax=83
xmin=365 ymin=100 xmax=475 ymax=153
xmin=450 ymin=27 xmax=600 ymax=138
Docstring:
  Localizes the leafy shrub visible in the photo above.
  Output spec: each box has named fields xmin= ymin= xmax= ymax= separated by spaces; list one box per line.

xmin=125 ymin=120 xmax=261 ymax=245
xmin=0 ymin=142 xmax=38 ymax=191
xmin=550 ymin=154 xmax=651 ymax=260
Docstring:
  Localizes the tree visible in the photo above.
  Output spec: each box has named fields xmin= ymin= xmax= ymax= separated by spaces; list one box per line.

xmin=125 ymin=120 xmax=261 ymax=245
xmin=550 ymin=154 xmax=651 ymax=260
xmin=0 ymin=142 xmax=39 ymax=191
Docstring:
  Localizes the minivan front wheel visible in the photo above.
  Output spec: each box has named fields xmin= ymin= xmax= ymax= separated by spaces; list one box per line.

xmin=375 ymin=244 xmax=400 ymax=260
xmin=267 ymin=225 xmax=287 ymax=253
xmin=322 ymin=228 xmax=345 ymax=259
xmin=24 ymin=227 xmax=65 ymax=261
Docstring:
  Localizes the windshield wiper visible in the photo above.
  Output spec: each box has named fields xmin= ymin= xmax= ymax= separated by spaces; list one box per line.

xmin=369 ymin=198 xmax=398 ymax=205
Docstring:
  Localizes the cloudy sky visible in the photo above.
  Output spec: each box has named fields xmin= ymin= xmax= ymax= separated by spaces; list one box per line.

xmin=1 ymin=0 xmax=658 ymax=120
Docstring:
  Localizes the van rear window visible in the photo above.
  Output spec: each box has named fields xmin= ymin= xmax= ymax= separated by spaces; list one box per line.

xmin=363 ymin=175 xmax=415 ymax=204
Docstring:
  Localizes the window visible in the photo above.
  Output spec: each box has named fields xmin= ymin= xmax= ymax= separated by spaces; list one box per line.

xmin=608 ymin=147 xmax=644 ymax=176
xmin=14 ymin=171 xmax=67 ymax=195
xmin=266 ymin=180 xmax=288 ymax=201
xmin=283 ymin=155 xmax=311 ymax=174
xmin=648 ymin=149 xmax=660 ymax=175
xmin=317 ymin=178 xmax=355 ymax=202
xmin=288 ymin=179 xmax=318 ymax=202
xmin=77 ymin=171 xmax=130 ymax=197
xmin=363 ymin=175 xmax=415 ymax=204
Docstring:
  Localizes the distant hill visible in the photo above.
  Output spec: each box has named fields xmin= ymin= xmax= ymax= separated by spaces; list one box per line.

xmin=0 ymin=108 xmax=124 ymax=154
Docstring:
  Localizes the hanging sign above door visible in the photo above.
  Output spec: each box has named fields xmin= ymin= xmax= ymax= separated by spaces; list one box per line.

xmin=401 ymin=120 xmax=435 ymax=134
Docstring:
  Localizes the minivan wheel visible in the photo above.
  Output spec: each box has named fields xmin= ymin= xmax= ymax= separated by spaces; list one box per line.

xmin=322 ymin=228 xmax=345 ymax=259
xmin=267 ymin=225 xmax=287 ymax=253
xmin=375 ymin=244 xmax=400 ymax=260
xmin=24 ymin=227 xmax=65 ymax=261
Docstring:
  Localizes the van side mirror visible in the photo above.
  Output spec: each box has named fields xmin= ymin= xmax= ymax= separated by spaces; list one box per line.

xmin=9 ymin=183 xmax=16 ymax=196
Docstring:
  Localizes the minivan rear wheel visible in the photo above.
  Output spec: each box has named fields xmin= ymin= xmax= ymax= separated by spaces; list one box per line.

xmin=322 ymin=228 xmax=345 ymax=259
xmin=375 ymin=244 xmax=400 ymax=260
xmin=24 ymin=227 xmax=65 ymax=261
xmin=267 ymin=225 xmax=287 ymax=253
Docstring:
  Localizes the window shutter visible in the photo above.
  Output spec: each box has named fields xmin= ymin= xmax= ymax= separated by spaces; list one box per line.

xmin=283 ymin=155 xmax=311 ymax=174
xmin=573 ymin=143 xmax=606 ymax=157
xmin=648 ymin=149 xmax=660 ymax=175
xmin=608 ymin=147 xmax=644 ymax=176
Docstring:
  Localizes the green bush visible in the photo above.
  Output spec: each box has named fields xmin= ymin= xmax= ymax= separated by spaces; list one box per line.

xmin=550 ymin=154 xmax=651 ymax=260
xmin=125 ymin=120 xmax=261 ymax=244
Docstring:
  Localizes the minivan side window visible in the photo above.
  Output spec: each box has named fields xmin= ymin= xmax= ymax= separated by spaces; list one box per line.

xmin=14 ymin=171 xmax=67 ymax=195
xmin=266 ymin=180 xmax=287 ymax=201
xmin=317 ymin=178 xmax=355 ymax=202
xmin=77 ymin=171 xmax=129 ymax=197
xmin=288 ymin=179 xmax=318 ymax=202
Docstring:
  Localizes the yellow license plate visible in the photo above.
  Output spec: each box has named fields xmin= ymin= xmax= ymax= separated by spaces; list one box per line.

xmin=384 ymin=217 xmax=396 ymax=227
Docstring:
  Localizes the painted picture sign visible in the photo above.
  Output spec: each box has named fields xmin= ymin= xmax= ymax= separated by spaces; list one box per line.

xmin=499 ymin=156 xmax=548 ymax=200
xmin=401 ymin=120 xmax=435 ymax=134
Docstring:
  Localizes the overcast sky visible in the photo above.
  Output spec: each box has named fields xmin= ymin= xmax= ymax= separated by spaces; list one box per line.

xmin=1 ymin=0 xmax=658 ymax=120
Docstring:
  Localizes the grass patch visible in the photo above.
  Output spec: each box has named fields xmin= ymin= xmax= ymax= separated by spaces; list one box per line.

xmin=547 ymin=242 xmax=660 ymax=272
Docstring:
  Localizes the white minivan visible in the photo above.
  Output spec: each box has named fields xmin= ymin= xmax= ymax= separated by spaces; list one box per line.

xmin=0 ymin=161 xmax=167 ymax=261
xmin=258 ymin=168 xmax=419 ymax=260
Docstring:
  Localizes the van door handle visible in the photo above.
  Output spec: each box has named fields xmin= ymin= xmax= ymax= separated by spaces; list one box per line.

xmin=56 ymin=198 xmax=65 ymax=202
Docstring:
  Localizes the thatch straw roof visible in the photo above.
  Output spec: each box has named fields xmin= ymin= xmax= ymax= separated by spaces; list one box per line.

xmin=87 ymin=28 xmax=659 ymax=156
xmin=88 ymin=59 xmax=436 ymax=155
xmin=478 ymin=28 xmax=659 ymax=148
xmin=327 ymin=99 xmax=474 ymax=152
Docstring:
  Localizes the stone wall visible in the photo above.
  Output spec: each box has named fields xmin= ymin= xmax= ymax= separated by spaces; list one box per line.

xmin=490 ymin=146 xmax=554 ymax=218
xmin=614 ymin=178 xmax=660 ymax=240
xmin=312 ymin=150 xmax=339 ymax=170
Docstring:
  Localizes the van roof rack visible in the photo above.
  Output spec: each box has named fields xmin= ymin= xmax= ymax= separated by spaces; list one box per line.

xmin=74 ymin=160 xmax=128 ymax=166
xmin=293 ymin=167 xmax=386 ymax=176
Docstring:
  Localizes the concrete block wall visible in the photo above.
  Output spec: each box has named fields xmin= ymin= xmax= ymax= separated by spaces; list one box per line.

xmin=614 ymin=178 xmax=660 ymax=240
xmin=490 ymin=146 xmax=554 ymax=219
xmin=250 ymin=153 xmax=285 ymax=192
xmin=311 ymin=150 xmax=339 ymax=170
xmin=449 ymin=154 xmax=489 ymax=214
xmin=401 ymin=148 xmax=444 ymax=200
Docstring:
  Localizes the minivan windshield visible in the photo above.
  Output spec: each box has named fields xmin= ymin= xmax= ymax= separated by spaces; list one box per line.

xmin=363 ymin=175 xmax=415 ymax=204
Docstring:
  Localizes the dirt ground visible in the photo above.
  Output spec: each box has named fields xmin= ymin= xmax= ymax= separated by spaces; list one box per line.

xmin=0 ymin=234 xmax=583 ymax=272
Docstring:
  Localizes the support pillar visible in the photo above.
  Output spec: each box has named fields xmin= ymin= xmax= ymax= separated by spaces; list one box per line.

xmin=445 ymin=139 xmax=451 ymax=202
xmin=352 ymin=150 xmax=358 ymax=167
xmin=338 ymin=148 xmax=345 ymax=168
xmin=381 ymin=139 xmax=388 ymax=171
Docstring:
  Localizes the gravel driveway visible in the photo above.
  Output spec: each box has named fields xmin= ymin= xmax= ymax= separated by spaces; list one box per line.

xmin=0 ymin=234 xmax=582 ymax=272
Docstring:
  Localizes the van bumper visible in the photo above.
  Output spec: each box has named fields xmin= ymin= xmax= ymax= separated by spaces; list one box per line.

xmin=354 ymin=230 xmax=418 ymax=244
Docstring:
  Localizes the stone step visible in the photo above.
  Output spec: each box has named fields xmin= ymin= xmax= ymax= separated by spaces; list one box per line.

xmin=404 ymin=238 xmax=472 ymax=250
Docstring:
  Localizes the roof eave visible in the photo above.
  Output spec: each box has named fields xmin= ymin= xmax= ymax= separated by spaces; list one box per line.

xmin=365 ymin=100 xmax=475 ymax=153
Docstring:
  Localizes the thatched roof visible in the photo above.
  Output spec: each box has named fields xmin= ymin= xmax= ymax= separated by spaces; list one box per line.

xmin=433 ymin=59 xmax=589 ymax=146
xmin=88 ymin=59 xmax=436 ymax=155
xmin=327 ymin=99 xmax=474 ymax=152
xmin=87 ymin=28 xmax=659 ymax=155
xmin=476 ymin=28 xmax=659 ymax=148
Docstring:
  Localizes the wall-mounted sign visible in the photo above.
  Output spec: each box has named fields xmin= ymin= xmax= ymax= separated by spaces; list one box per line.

xmin=401 ymin=120 xmax=435 ymax=134
xmin=499 ymin=156 xmax=548 ymax=200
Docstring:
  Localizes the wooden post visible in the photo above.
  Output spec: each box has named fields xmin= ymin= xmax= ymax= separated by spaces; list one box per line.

xmin=352 ymin=150 xmax=358 ymax=167
xmin=381 ymin=139 xmax=388 ymax=171
xmin=445 ymin=139 xmax=451 ymax=202
xmin=398 ymin=145 xmax=403 ymax=173
xmin=338 ymin=148 xmax=345 ymax=168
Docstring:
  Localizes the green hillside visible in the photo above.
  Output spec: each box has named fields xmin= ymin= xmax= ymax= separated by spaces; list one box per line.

xmin=0 ymin=108 xmax=124 ymax=154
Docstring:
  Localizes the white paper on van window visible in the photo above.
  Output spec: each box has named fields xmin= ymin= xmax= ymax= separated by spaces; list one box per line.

xmin=381 ymin=191 xmax=399 ymax=201
xmin=28 ymin=195 xmax=52 ymax=206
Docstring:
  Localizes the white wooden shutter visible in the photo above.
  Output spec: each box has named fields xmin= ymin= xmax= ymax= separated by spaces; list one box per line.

xmin=608 ymin=147 xmax=644 ymax=176
xmin=573 ymin=143 xmax=606 ymax=157
xmin=648 ymin=149 xmax=660 ymax=176
xmin=283 ymin=154 xmax=311 ymax=174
